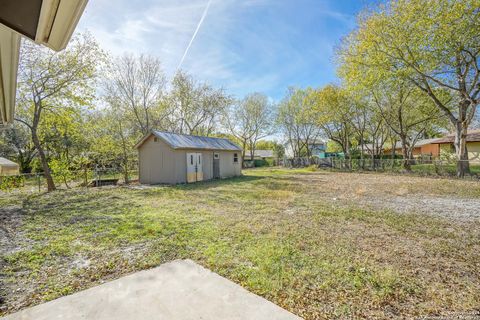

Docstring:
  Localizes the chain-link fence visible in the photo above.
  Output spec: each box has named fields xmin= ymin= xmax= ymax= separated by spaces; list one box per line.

xmin=284 ymin=157 xmax=480 ymax=178
xmin=0 ymin=167 xmax=139 ymax=193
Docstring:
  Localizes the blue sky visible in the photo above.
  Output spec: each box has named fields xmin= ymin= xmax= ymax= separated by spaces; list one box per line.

xmin=77 ymin=0 xmax=374 ymax=101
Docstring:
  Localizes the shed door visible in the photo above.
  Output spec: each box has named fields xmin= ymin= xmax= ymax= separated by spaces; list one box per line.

xmin=196 ymin=153 xmax=203 ymax=181
xmin=186 ymin=153 xmax=196 ymax=183
xmin=213 ymin=152 xmax=220 ymax=179
xmin=186 ymin=153 xmax=203 ymax=183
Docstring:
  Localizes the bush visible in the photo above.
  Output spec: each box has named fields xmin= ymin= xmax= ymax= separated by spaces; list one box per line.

xmin=0 ymin=175 xmax=25 ymax=191
xmin=254 ymin=159 xmax=268 ymax=167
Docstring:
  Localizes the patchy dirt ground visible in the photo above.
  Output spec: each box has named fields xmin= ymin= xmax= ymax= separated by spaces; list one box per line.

xmin=294 ymin=171 xmax=480 ymax=221
xmin=1 ymin=169 xmax=479 ymax=319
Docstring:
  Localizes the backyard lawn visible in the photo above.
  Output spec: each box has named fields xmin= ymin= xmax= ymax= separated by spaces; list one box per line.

xmin=1 ymin=168 xmax=479 ymax=319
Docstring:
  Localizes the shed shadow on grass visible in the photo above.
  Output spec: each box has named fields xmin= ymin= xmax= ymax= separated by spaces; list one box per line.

xmin=173 ymin=175 xmax=266 ymax=191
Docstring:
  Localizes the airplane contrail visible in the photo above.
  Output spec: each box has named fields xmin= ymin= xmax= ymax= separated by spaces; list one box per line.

xmin=176 ymin=0 xmax=213 ymax=71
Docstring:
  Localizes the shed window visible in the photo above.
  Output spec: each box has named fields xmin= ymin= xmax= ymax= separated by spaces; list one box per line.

xmin=191 ymin=155 xmax=194 ymax=165
xmin=154 ymin=137 xmax=159 ymax=142
xmin=233 ymin=153 xmax=238 ymax=163
xmin=198 ymin=154 xmax=201 ymax=164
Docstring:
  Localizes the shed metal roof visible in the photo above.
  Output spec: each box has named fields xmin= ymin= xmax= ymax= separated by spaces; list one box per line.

xmin=0 ymin=156 xmax=19 ymax=167
xmin=136 ymin=131 xmax=242 ymax=151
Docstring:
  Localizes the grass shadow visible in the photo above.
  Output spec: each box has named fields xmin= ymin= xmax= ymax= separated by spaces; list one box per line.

xmin=173 ymin=174 xmax=265 ymax=191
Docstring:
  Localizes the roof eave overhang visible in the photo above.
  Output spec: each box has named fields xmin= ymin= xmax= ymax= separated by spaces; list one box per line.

xmin=0 ymin=26 xmax=20 ymax=128
xmin=173 ymin=147 xmax=242 ymax=152
xmin=134 ymin=132 xmax=154 ymax=149
xmin=35 ymin=0 xmax=89 ymax=51
xmin=0 ymin=0 xmax=88 ymax=128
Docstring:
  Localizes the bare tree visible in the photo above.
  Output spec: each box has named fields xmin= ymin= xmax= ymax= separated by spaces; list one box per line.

xmin=167 ymin=71 xmax=231 ymax=136
xmin=223 ymin=93 xmax=275 ymax=165
xmin=104 ymin=54 xmax=166 ymax=135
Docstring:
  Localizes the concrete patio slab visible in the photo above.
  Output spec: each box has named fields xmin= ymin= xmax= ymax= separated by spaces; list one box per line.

xmin=3 ymin=259 xmax=302 ymax=320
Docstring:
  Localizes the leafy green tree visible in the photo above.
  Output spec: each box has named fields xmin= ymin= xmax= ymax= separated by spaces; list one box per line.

xmin=50 ymin=156 xmax=75 ymax=188
xmin=222 ymin=93 xmax=275 ymax=163
xmin=370 ymin=80 xmax=445 ymax=169
xmin=87 ymin=108 xmax=137 ymax=184
xmin=15 ymin=33 xmax=103 ymax=191
xmin=338 ymin=0 xmax=480 ymax=176
xmin=311 ymin=85 xmax=355 ymax=160
xmin=0 ymin=126 xmax=36 ymax=173
xmin=256 ymin=140 xmax=285 ymax=161
xmin=277 ymin=88 xmax=321 ymax=158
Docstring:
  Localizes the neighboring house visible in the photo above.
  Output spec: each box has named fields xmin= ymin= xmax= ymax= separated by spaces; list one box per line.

xmin=384 ymin=138 xmax=441 ymax=157
xmin=309 ymin=139 xmax=327 ymax=158
xmin=135 ymin=131 xmax=242 ymax=184
xmin=431 ymin=130 xmax=480 ymax=163
xmin=359 ymin=142 xmax=385 ymax=156
xmin=285 ymin=139 xmax=326 ymax=158
xmin=0 ymin=157 xmax=19 ymax=176
xmin=243 ymin=150 xmax=275 ymax=161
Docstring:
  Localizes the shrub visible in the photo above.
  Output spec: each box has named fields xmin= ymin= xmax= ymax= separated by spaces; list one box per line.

xmin=0 ymin=175 xmax=25 ymax=191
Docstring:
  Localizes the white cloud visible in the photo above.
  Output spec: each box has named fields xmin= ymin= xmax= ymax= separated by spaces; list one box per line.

xmin=76 ymin=0 xmax=357 ymax=99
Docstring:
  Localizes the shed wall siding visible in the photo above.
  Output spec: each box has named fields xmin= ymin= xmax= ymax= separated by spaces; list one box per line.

xmin=139 ymin=135 xmax=178 ymax=184
xmin=219 ymin=151 xmax=242 ymax=178
xmin=138 ymin=136 xmax=242 ymax=184
xmin=0 ymin=165 xmax=19 ymax=176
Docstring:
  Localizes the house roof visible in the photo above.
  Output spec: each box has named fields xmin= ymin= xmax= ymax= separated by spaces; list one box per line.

xmin=0 ymin=157 xmax=18 ymax=167
xmin=254 ymin=150 xmax=274 ymax=158
xmin=385 ymin=138 xmax=448 ymax=151
xmin=245 ymin=150 xmax=274 ymax=158
xmin=135 ymin=131 xmax=242 ymax=151
xmin=415 ymin=138 xmax=442 ymax=147
xmin=431 ymin=130 xmax=480 ymax=144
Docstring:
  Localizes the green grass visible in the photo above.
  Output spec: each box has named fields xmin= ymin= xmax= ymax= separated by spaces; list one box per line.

xmin=1 ymin=169 xmax=479 ymax=319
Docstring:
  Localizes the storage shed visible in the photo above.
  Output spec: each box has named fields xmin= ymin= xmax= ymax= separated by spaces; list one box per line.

xmin=0 ymin=157 xmax=19 ymax=176
xmin=135 ymin=131 xmax=242 ymax=184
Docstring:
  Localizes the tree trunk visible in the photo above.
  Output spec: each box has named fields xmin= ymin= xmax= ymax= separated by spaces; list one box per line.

xmin=241 ymin=140 xmax=247 ymax=168
xmin=31 ymin=130 xmax=56 ymax=192
xmin=122 ymin=156 xmax=129 ymax=185
xmin=121 ymin=145 xmax=130 ymax=185
xmin=400 ymin=135 xmax=411 ymax=171
xmin=250 ymin=143 xmax=255 ymax=168
xmin=391 ymin=140 xmax=397 ymax=169
xmin=454 ymin=122 xmax=470 ymax=177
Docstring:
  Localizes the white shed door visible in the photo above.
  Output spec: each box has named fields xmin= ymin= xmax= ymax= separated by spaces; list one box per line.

xmin=186 ymin=153 xmax=203 ymax=183
xmin=196 ymin=153 xmax=203 ymax=181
